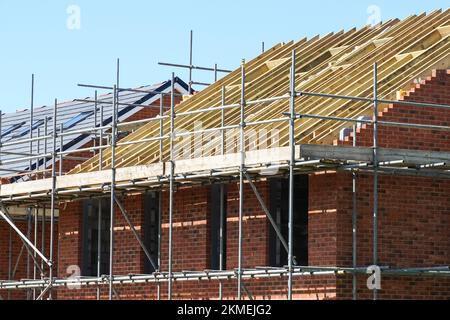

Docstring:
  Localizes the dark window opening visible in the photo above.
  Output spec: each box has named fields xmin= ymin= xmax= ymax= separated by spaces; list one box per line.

xmin=82 ymin=198 xmax=110 ymax=277
xmin=11 ymin=119 xmax=45 ymax=139
xmin=63 ymin=111 xmax=94 ymax=130
xmin=144 ymin=192 xmax=160 ymax=274
xmin=1 ymin=122 xmax=26 ymax=138
xmin=269 ymin=175 xmax=308 ymax=267
xmin=210 ymin=184 xmax=227 ymax=270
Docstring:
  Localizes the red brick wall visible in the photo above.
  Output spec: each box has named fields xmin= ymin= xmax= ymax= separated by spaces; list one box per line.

xmin=55 ymin=70 xmax=450 ymax=300
xmin=0 ymin=217 xmax=57 ymax=300
xmin=225 ymin=182 xmax=269 ymax=269
xmin=55 ymin=93 xmax=182 ymax=299
xmin=159 ymin=186 xmax=210 ymax=271
xmin=6 ymin=71 xmax=450 ymax=300
xmin=308 ymin=172 xmax=339 ymax=266
xmin=56 ymin=180 xmax=336 ymax=300
xmin=58 ymin=201 xmax=82 ymax=279
xmin=334 ymin=173 xmax=450 ymax=300
xmin=329 ymin=69 xmax=450 ymax=299
xmin=340 ymin=69 xmax=450 ymax=152
xmin=0 ymin=92 xmax=182 ymax=300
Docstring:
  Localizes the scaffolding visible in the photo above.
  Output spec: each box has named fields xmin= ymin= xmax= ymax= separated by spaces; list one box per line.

xmin=158 ymin=30 xmax=233 ymax=92
xmin=1 ymin=21 xmax=450 ymax=300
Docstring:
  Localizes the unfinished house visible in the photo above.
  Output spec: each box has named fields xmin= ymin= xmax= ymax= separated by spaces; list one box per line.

xmin=1 ymin=10 xmax=450 ymax=300
xmin=0 ymin=78 xmax=189 ymax=299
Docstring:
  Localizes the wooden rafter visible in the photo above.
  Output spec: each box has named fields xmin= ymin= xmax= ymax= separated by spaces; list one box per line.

xmin=69 ymin=10 xmax=450 ymax=174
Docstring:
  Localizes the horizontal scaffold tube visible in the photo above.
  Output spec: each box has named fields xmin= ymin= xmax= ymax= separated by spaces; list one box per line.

xmin=0 ymin=266 xmax=448 ymax=290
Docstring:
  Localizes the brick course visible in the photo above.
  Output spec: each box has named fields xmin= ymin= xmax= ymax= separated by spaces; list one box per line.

xmin=334 ymin=69 xmax=450 ymax=299
xmin=3 ymin=71 xmax=450 ymax=299
xmin=56 ymin=70 xmax=450 ymax=300
xmin=0 ymin=94 xmax=181 ymax=300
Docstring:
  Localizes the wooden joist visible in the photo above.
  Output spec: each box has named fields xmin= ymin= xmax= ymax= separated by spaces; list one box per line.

xmin=300 ymin=144 xmax=450 ymax=166
xmin=4 ymin=144 xmax=450 ymax=199
xmin=65 ymin=10 xmax=450 ymax=174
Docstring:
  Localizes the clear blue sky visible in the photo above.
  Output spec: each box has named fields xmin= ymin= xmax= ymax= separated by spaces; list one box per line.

xmin=0 ymin=0 xmax=448 ymax=113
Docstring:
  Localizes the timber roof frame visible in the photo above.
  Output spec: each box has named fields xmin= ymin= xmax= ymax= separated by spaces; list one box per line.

xmin=1 ymin=10 xmax=450 ymax=205
xmin=69 ymin=10 xmax=450 ymax=174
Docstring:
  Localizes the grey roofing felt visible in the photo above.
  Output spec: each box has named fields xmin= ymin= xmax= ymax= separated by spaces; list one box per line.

xmin=0 ymin=77 xmax=189 ymax=179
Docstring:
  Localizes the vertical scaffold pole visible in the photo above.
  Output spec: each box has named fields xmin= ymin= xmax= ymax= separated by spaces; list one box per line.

xmin=159 ymin=93 xmax=164 ymax=162
xmin=26 ymin=208 xmax=32 ymax=299
xmin=94 ymin=91 xmax=101 ymax=301
xmin=372 ymin=63 xmax=379 ymax=301
xmin=34 ymin=130 xmax=40 ymax=296
xmin=59 ymin=124 xmax=64 ymax=176
xmin=157 ymin=95 xmax=164 ymax=288
xmin=44 ymin=117 xmax=48 ymax=179
xmin=188 ymin=30 xmax=193 ymax=94
xmin=219 ymin=85 xmax=226 ymax=300
xmin=97 ymin=198 xmax=102 ymax=300
xmin=29 ymin=74 xmax=34 ymax=179
xmin=157 ymin=95 xmax=163 ymax=301
xmin=352 ymin=124 xmax=358 ymax=300
xmin=33 ymin=206 xmax=38 ymax=300
xmin=116 ymin=59 xmax=120 ymax=121
xmin=221 ymin=86 xmax=226 ymax=154
xmin=36 ymin=128 xmax=40 ymax=178
xmin=109 ymin=85 xmax=117 ymax=300
xmin=93 ymin=92 xmax=98 ymax=150
xmin=218 ymin=183 xmax=225 ymax=300
xmin=237 ymin=59 xmax=246 ymax=300
xmin=41 ymin=206 xmax=45 ymax=281
xmin=8 ymin=229 xmax=12 ymax=300
xmin=49 ymin=98 xmax=57 ymax=300
xmin=168 ymin=73 xmax=175 ymax=300
xmin=214 ymin=63 xmax=218 ymax=83
xmin=33 ymin=128 xmax=41 ymax=300
xmin=157 ymin=191 xmax=162 ymax=300
xmin=156 ymin=84 xmax=164 ymax=300
xmin=41 ymin=114 xmax=48 ymax=295
xmin=98 ymin=91 xmax=104 ymax=170
xmin=288 ymin=49 xmax=296 ymax=300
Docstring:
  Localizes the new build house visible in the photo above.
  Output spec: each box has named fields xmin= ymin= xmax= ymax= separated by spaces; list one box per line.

xmin=0 ymin=10 xmax=449 ymax=300
xmin=0 ymin=78 xmax=189 ymax=299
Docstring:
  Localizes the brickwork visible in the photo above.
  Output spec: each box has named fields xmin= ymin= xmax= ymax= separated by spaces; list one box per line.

xmin=0 ymin=91 xmax=182 ymax=300
xmin=3 ymin=72 xmax=450 ymax=299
